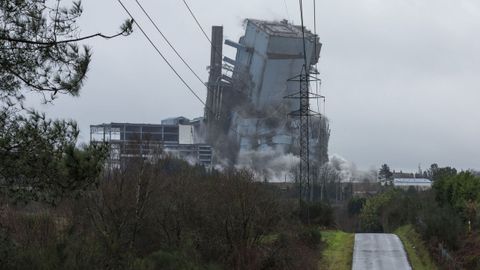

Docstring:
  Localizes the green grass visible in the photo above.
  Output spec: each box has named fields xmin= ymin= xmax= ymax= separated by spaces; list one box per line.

xmin=319 ymin=231 xmax=354 ymax=270
xmin=395 ymin=225 xmax=438 ymax=270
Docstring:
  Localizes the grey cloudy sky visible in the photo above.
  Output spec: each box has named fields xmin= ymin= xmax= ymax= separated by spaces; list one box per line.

xmin=32 ymin=0 xmax=480 ymax=172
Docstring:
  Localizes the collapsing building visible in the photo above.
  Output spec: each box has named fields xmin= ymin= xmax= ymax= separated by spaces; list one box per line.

xmin=89 ymin=19 xmax=329 ymax=184
xmin=205 ymin=19 xmax=330 ymax=182
xmin=90 ymin=117 xmax=212 ymax=167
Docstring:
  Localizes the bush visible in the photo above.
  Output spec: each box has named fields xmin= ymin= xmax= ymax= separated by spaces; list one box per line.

xmin=0 ymin=228 xmax=17 ymax=269
xmin=298 ymin=201 xmax=334 ymax=227
xmin=132 ymin=250 xmax=201 ymax=270
xmin=298 ymin=228 xmax=322 ymax=249
xmin=359 ymin=189 xmax=426 ymax=233
xmin=434 ymin=172 xmax=480 ymax=225
xmin=418 ymin=205 xmax=463 ymax=250
xmin=261 ymin=232 xmax=319 ymax=270
xmin=347 ymin=197 xmax=366 ymax=217
xmin=359 ymin=190 xmax=396 ymax=232
xmin=0 ymin=157 xmax=327 ymax=269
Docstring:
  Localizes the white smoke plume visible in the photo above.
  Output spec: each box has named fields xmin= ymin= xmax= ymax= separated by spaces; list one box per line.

xmin=235 ymin=146 xmax=300 ymax=182
xmin=327 ymin=154 xmax=377 ymax=183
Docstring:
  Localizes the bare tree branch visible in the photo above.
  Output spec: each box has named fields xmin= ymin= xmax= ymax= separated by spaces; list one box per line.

xmin=1 ymin=28 xmax=131 ymax=47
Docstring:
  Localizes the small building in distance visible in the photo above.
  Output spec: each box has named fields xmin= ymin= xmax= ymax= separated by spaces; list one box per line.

xmin=352 ymin=182 xmax=381 ymax=198
xmin=393 ymin=178 xmax=432 ymax=191
xmin=90 ymin=117 xmax=212 ymax=168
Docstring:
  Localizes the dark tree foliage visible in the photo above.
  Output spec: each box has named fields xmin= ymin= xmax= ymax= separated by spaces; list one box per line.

xmin=418 ymin=203 xmax=464 ymax=250
xmin=433 ymin=172 xmax=480 ymax=224
xmin=297 ymin=201 xmax=334 ymax=227
xmin=0 ymin=0 xmax=132 ymax=102
xmin=379 ymin=164 xmax=393 ymax=181
xmin=347 ymin=197 xmax=366 ymax=217
xmin=0 ymin=107 xmax=108 ymax=204
xmin=427 ymin=163 xmax=457 ymax=182
xmin=0 ymin=0 xmax=132 ymax=203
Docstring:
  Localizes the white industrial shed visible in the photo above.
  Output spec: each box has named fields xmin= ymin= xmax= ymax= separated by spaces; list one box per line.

xmin=393 ymin=178 xmax=433 ymax=190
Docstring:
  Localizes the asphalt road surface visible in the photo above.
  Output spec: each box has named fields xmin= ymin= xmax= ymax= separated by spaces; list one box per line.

xmin=352 ymin=233 xmax=412 ymax=270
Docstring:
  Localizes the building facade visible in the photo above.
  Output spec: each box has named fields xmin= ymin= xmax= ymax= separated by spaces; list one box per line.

xmin=393 ymin=178 xmax=432 ymax=191
xmin=90 ymin=117 xmax=212 ymax=167
xmin=205 ymin=19 xmax=330 ymax=181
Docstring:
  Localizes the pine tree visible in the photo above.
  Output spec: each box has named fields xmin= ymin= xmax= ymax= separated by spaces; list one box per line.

xmin=379 ymin=164 xmax=393 ymax=184
xmin=0 ymin=0 xmax=132 ymax=204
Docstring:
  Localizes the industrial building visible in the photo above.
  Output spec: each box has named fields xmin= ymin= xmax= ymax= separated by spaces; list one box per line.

xmin=393 ymin=178 xmax=432 ymax=191
xmin=90 ymin=19 xmax=330 ymax=187
xmin=90 ymin=117 xmax=212 ymax=167
xmin=204 ymin=19 xmax=330 ymax=182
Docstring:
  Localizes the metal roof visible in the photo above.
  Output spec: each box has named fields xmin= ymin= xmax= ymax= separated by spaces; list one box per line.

xmin=247 ymin=19 xmax=315 ymax=39
xmin=90 ymin=122 xmax=177 ymax=128
xmin=393 ymin=178 xmax=432 ymax=186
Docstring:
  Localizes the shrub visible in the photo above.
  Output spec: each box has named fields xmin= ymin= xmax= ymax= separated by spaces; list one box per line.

xmin=298 ymin=228 xmax=322 ymax=249
xmin=261 ymin=232 xmax=319 ymax=270
xmin=298 ymin=201 xmax=334 ymax=227
xmin=418 ymin=205 xmax=463 ymax=250
xmin=347 ymin=197 xmax=366 ymax=217
xmin=359 ymin=190 xmax=396 ymax=232
xmin=132 ymin=250 xmax=201 ymax=270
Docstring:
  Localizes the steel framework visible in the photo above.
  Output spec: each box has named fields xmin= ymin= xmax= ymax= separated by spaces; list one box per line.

xmin=285 ymin=67 xmax=322 ymax=201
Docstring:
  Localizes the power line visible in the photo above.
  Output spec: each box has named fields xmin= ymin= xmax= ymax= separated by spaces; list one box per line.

xmin=312 ymin=0 xmax=326 ymax=115
xmin=181 ymin=0 xmax=212 ymax=44
xmin=313 ymin=0 xmax=321 ymax=113
xmin=180 ymin=0 xmax=223 ymax=60
xmin=133 ymin=0 xmax=207 ymax=87
xmin=115 ymin=0 xmax=206 ymax=106
xmin=178 ymin=0 xmax=236 ymax=132
xmin=116 ymin=0 xmax=237 ymax=136
xmin=298 ymin=0 xmax=311 ymax=202
xmin=290 ymin=0 xmax=322 ymax=203
xmin=284 ymin=0 xmax=291 ymax=22
xmin=299 ymin=0 xmax=308 ymax=67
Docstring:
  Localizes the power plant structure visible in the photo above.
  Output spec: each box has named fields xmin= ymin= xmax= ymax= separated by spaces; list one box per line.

xmin=90 ymin=117 xmax=212 ymax=168
xmin=204 ymin=19 xmax=330 ymax=200
xmin=89 ymin=19 xmax=330 ymax=201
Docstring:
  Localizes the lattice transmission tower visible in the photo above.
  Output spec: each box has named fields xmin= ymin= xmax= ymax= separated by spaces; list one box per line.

xmin=285 ymin=0 xmax=323 ymax=202
xmin=285 ymin=66 xmax=321 ymax=201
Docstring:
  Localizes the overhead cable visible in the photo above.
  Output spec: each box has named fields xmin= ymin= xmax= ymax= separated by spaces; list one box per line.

xmin=181 ymin=0 xmax=212 ymax=43
xmin=313 ymin=0 xmax=321 ymax=113
xmin=115 ymin=0 xmax=206 ymax=106
xmin=180 ymin=0 xmax=223 ymax=60
xmin=134 ymin=0 xmax=207 ymax=87
xmin=284 ymin=0 xmax=291 ymax=22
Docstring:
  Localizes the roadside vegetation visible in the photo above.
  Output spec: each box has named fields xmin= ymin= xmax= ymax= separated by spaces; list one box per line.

xmin=319 ymin=231 xmax=354 ymax=270
xmin=395 ymin=225 xmax=438 ymax=270
xmin=346 ymin=164 xmax=480 ymax=269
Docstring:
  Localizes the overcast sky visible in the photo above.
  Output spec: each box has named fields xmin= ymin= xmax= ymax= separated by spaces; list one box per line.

xmin=32 ymin=0 xmax=480 ymax=172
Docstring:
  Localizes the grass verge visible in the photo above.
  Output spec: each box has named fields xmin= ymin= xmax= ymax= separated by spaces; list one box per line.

xmin=395 ymin=225 xmax=438 ymax=270
xmin=319 ymin=231 xmax=354 ymax=270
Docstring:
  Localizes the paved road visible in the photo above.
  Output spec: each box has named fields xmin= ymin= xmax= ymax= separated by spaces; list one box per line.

xmin=352 ymin=233 xmax=412 ymax=270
